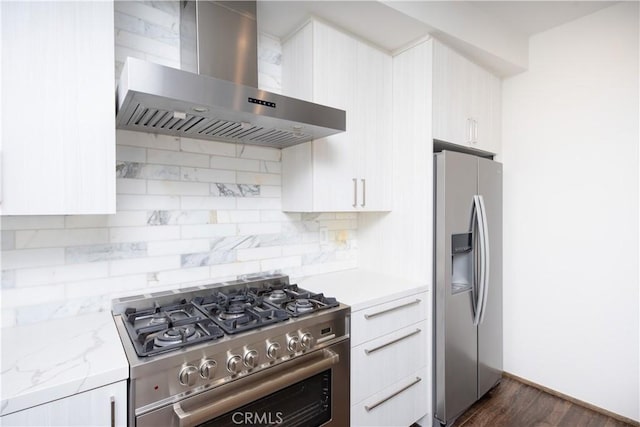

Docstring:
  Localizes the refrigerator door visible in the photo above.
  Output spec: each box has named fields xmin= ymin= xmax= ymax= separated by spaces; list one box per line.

xmin=477 ymin=157 xmax=503 ymax=397
xmin=434 ymin=151 xmax=479 ymax=424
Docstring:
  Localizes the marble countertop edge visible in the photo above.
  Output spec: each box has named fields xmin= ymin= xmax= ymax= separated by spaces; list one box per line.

xmin=0 ymin=311 xmax=129 ymax=417
xmin=0 ymin=366 xmax=129 ymax=417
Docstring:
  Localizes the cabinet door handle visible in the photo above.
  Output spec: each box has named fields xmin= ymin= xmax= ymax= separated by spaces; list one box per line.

xmin=467 ymin=118 xmax=473 ymax=143
xmin=364 ymin=298 xmax=421 ymax=319
xmin=364 ymin=328 xmax=421 ymax=355
xmin=0 ymin=150 xmax=3 ymax=205
xmin=364 ymin=377 xmax=422 ymax=412
xmin=110 ymin=396 xmax=115 ymax=427
xmin=473 ymin=119 xmax=478 ymax=143
xmin=361 ymin=179 xmax=366 ymax=208
xmin=352 ymin=178 xmax=358 ymax=208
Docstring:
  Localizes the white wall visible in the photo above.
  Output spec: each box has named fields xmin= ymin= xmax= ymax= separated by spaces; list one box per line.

xmin=502 ymin=2 xmax=639 ymax=421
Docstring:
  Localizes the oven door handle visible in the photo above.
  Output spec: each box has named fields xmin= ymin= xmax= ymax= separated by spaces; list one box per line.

xmin=173 ymin=349 xmax=340 ymax=427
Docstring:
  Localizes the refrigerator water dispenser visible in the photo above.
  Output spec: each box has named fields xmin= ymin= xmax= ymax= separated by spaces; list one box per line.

xmin=451 ymin=232 xmax=473 ymax=294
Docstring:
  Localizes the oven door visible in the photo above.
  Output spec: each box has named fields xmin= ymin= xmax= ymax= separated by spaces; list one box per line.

xmin=137 ymin=340 xmax=349 ymax=427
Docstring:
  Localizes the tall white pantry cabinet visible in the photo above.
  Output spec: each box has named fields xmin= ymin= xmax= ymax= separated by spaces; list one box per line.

xmin=281 ymin=19 xmax=393 ymax=212
xmin=1 ymin=1 xmax=116 ymax=215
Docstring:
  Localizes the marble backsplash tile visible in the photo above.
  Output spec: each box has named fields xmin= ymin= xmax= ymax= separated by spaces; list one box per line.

xmin=0 ymin=131 xmax=358 ymax=327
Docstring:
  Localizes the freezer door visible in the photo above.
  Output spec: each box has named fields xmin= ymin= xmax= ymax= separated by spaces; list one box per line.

xmin=434 ymin=151 xmax=479 ymax=424
xmin=477 ymin=157 xmax=503 ymax=397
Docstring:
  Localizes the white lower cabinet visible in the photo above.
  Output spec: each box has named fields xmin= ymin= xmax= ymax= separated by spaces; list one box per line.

xmin=350 ymin=291 xmax=430 ymax=426
xmin=351 ymin=321 xmax=428 ymax=405
xmin=0 ymin=381 xmax=127 ymax=427
xmin=352 ymin=366 xmax=430 ymax=427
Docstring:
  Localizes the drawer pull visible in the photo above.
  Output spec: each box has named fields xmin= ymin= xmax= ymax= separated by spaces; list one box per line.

xmin=364 ymin=299 xmax=421 ymax=319
xmin=364 ymin=376 xmax=422 ymax=412
xmin=110 ymin=396 xmax=115 ymax=427
xmin=364 ymin=329 xmax=421 ymax=355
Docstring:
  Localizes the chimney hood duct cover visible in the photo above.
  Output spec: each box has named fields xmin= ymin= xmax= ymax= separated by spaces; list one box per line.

xmin=115 ymin=1 xmax=346 ymax=149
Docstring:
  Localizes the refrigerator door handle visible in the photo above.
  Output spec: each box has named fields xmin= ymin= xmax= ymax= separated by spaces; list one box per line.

xmin=478 ymin=195 xmax=491 ymax=324
xmin=472 ymin=195 xmax=486 ymax=326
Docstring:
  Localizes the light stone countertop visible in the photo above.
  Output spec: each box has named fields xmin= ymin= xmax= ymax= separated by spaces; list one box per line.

xmin=0 ymin=311 xmax=129 ymax=417
xmin=294 ymin=268 xmax=429 ymax=312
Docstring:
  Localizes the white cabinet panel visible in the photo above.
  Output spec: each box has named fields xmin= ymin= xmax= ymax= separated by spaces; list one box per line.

xmin=1 ymin=1 xmax=116 ymax=215
xmin=281 ymin=20 xmax=392 ymax=212
xmin=349 ymin=290 xmax=430 ymax=426
xmin=432 ymin=39 xmax=501 ymax=155
xmin=351 ymin=366 xmax=431 ymax=427
xmin=433 ymin=41 xmax=470 ymax=147
xmin=351 ymin=292 xmax=429 ymax=347
xmin=0 ymin=381 xmax=127 ymax=427
xmin=357 ymin=42 xmax=393 ymax=211
xmin=310 ymin=21 xmax=358 ymax=211
xmin=351 ymin=320 xmax=428 ymax=404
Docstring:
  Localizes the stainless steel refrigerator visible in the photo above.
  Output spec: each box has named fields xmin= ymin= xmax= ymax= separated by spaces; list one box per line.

xmin=433 ymin=150 xmax=503 ymax=426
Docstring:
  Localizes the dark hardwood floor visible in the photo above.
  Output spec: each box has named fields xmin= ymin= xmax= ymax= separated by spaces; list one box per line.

xmin=428 ymin=376 xmax=637 ymax=427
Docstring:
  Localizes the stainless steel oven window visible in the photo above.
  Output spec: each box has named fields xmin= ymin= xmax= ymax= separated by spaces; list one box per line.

xmin=199 ymin=369 xmax=331 ymax=426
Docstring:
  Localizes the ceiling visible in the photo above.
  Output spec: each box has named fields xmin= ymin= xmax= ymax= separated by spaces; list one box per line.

xmin=468 ymin=1 xmax=618 ymax=36
xmin=257 ymin=1 xmax=432 ymax=51
xmin=257 ymin=1 xmax=618 ymax=52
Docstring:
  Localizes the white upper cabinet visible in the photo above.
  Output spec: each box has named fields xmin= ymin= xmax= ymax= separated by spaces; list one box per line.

xmin=432 ymin=40 xmax=502 ymax=155
xmin=1 ymin=1 xmax=116 ymax=215
xmin=281 ymin=20 xmax=392 ymax=212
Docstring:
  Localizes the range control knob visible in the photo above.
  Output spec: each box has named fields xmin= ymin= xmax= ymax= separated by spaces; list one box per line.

xmin=266 ymin=342 xmax=281 ymax=359
xmin=300 ymin=333 xmax=314 ymax=349
xmin=227 ymin=355 xmax=242 ymax=374
xmin=287 ymin=336 xmax=300 ymax=352
xmin=199 ymin=359 xmax=217 ymax=380
xmin=244 ymin=350 xmax=259 ymax=368
xmin=178 ymin=365 xmax=199 ymax=386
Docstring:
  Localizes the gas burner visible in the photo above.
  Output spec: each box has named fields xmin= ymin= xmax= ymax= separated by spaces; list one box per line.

xmin=154 ymin=326 xmax=199 ymax=347
xmin=267 ymin=289 xmax=288 ymax=303
xmin=218 ymin=304 xmax=246 ymax=321
xmin=288 ymin=298 xmax=316 ymax=314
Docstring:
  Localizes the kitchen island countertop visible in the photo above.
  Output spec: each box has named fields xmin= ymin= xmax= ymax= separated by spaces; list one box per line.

xmin=0 ymin=311 xmax=128 ymax=417
xmin=295 ymin=268 xmax=429 ymax=312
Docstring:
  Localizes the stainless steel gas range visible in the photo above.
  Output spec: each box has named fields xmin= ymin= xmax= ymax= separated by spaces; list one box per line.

xmin=111 ymin=274 xmax=350 ymax=427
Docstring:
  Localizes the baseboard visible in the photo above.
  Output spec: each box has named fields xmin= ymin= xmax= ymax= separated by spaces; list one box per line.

xmin=503 ymin=372 xmax=639 ymax=426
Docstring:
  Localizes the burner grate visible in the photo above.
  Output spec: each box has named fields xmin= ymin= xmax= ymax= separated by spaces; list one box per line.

xmin=116 ymin=277 xmax=342 ymax=356
xmin=259 ymin=284 xmax=340 ymax=317
xmin=192 ymin=290 xmax=289 ymax=335
xmin=123 ymin=300 xmax=224 ymax=357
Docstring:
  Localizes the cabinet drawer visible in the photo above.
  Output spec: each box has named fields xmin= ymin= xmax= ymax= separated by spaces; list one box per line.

xmin=351 ymin=366 xmax=430 ymax=427
xmin=351 ymin=292 xmax=428 ymax=346
xmin=351 ymin=320 xmax=428 ymax=404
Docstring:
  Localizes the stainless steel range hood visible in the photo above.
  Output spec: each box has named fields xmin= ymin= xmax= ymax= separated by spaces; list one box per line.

xmin=115 ymin=1 xmax=346 ymax=149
